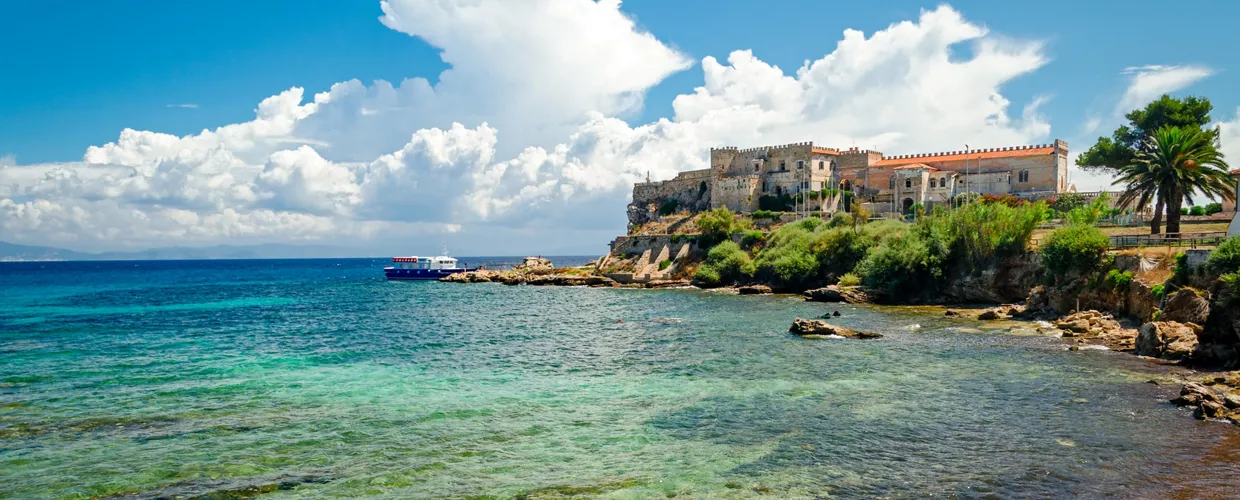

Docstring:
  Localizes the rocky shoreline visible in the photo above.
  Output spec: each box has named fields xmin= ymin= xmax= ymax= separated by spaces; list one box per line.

xmin=442 ymin=254 xmax=1240 ymax=427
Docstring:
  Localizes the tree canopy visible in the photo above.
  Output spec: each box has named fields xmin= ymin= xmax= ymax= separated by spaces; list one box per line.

xmin=1077 ymin=95 xmax=1213 ymax=174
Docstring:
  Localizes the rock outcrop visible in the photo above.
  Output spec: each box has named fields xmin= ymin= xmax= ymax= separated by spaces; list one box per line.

xmin=789 ymin=318 xmax=882 ymax=339
xmin=440 ymin=270 xmax=510 ymax=283
xmin=803 ymin=285 xmax=869 ymax=304
xmin=942 ymin=255 xmax=1042 ymax=304
xmin=1170 ymin=382 xmax=1240 ymax=422
xmin=513 ymin=256 xmax=554 ymax=274
xmin=1134 ymin=321 xmax=1200 ymax=360
xmin=1162 ymin=289 xmax=1211 ymax=325
xmin=738 ymin=285 xmax=773 ymax=295
xmin=1047 ymin=310 xmax=1137 ymax=350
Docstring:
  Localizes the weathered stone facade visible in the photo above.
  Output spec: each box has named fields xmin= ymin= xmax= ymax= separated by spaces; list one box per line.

xmin=628 ymin=139 xmax=1071 ymax=229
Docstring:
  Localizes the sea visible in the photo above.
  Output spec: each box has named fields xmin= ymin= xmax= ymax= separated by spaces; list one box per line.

xmin=2 ymin=258 xmax=1239 ymax=499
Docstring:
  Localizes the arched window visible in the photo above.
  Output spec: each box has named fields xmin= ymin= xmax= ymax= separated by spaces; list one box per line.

xmin=929 ymin=179 xmax=937 ymax=188
xmin=905 ymin=178 xmax=912 ymax=188
xmin=940 ymin=177 xmax=946 ymax=187
xmin=1018 ymin=170 xmax=1029 ymax=183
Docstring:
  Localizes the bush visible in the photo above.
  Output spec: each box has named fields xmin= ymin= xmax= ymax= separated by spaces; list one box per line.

xmin=1040 ymin=224 xmax=1109 ymax=278
xmin=918 ymin=200 xmax=1047 ymax=267
xmin=1151 ymin=283 xmax=1165 ymax=300
xmin=1105 ymin=269 xmax=1133 ymax=291
xmin=658 ymin=199 xmax=679 ymax=216
xmin=694 ymin=241 xmax=754 ymax=287
xmin=1222 ymin=272 xmax=1240 ymax=301
xmin=758 ymin=194 xmax=794 ymax=212
xmin=1207 ymin=236 xmax=1240 ymax=275
xmin=693 ymin=265 xmax=721 ymax=286
xmin=658 ymin=259 xmax=672 ymax=271
xmin=838 ymin=272 xmax=861 ymax=286
xmin=1051 ymin=192 xmax=1087 ymax=213
xmin=696 ymin=207 xmax=749 ymax=245
xmin=1181 ymin=207 xmax=1189 ymax=215
xmin=1189 ymin=206 xmax=1206 ymax=216
xmin=827 ymin=212 xmax=852 ymax=228
xmin=751 ymin=210 xmax=780 ymax=220
xmin=753 ymin=224 xmax=819 ymax=289
xmin=855 ymin=234 xmax=945 ymax=296
xmin=741 ymin=230 xmax=766 ymax=248
xmin=1205 ymin=202 xmax=1224 ymax=215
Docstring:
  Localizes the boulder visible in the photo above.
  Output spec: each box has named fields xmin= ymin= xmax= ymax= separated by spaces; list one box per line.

xmin=803 ymin=285 xmax=868 ymax=304
xmin=1135 ymin=321 xmax=1199 ymax=360
xmin=1173 ymin=383 xmax=1222 ymax=406
xmin=1223 ymin=393 xmax=1240 ymax=410
xmin=738 ymin=285 xmax=773 ymax=295
xmin=513 ymin=256 xmax=554 ymax=274
xmin=1162 ymin=288 xmax=1211 ymax=325
xmin=944 ymin=310 xmax=960 ymax=317
xmin=1196 ymin=400 xmax=1229 ymax=419
xmin=789 ymin=318 xmax=882 ymax=339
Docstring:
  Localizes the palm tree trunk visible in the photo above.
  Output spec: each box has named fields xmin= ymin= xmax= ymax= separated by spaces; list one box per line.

xmin=1150 ymin=195 xmax=1164 ymax=235
xmin=1165 ymin=186 xmax=1183 ymax=237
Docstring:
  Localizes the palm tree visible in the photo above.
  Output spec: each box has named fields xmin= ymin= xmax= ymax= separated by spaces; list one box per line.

xmin=1113 ymin=126 xmax=1233 ymax=235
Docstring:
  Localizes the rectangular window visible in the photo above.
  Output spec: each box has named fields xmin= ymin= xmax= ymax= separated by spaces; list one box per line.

xmin=797 ymin=160 xmax=804 ymax=170
xmin=818 ymin=161 xmax=824 ymax=170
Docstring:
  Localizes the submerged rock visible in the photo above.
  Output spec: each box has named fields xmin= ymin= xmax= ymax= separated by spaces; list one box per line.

xmin=1135 ymin=321 xmax=1199 ymax=360
xmin=789 ymin=318 xmax=882 ymax=339
xmin=738 ymin=284 xmax=773 ymax=295
xmin=803 ymin=285 xmax=868 ymax=304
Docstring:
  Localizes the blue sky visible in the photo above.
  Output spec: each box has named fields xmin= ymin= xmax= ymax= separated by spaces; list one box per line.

xmin=1 ymin=0 xmax=1237 ymax=254
xmin=4 ymin=0 xmax=1236 ymax=163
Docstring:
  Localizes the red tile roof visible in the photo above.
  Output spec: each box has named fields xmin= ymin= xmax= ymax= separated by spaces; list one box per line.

xmin=874 ymin=145 xmax=1056 ymax=167
xmin=811 ymin=146 xmax=840 ymax=155
xmin=1231 ymin=168 xmax=1240 ymax=175
xmin=892 ymin=163 xmax=937 ymax=171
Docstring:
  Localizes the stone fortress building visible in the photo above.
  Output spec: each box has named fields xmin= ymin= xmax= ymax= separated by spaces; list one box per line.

xmin=629 ymin=139 xmax=1071 ymax=228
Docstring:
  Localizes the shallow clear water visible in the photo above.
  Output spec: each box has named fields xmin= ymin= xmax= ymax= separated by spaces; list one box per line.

xmin=2 ymin=259 xmax=1238 ymax=498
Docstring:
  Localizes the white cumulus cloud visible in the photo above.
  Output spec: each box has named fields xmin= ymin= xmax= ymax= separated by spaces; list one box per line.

xmin=2 ymin=3 xmax=1068 ymax=253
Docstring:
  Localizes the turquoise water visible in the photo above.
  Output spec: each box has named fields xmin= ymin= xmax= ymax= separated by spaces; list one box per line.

xmin=2 ymin=259 xmax=1238 ymax=498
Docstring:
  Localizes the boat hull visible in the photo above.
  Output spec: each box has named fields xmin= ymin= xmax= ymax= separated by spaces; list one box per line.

xmin=384 ymin=267 xmax=473 ymax=281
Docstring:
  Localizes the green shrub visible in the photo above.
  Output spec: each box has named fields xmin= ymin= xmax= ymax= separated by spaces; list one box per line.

xmin=1151 ymin=308 xmax=1162 ymax=320
xmin=917 ymin=200 xmax=1047 ymax=267
xmin=758 ymin=194 xmax=794 ymax=212
xmin=658 ymin=199 xmax=679 ymax=216
xmin=1205 ymin=202 xmax=1224 ymax=215
xmin=1151 ymin=283 xmax=1165 ymax=300
xmin=1172 ymin=252 xmax=1189 ymax=282
xmin=1039 ymin=224 xmax=1109 ymax=278
xmin=808 ymin=227 xmax=873 ymax=276
xmin=741 ymin=230 xmax=766 ymax=248
xmin=696 ymin=241 xmax=754 ymax=286
xmin=658 ymin=259 xmax=672 ymax=271
xmin=1051 ymin=192 xmax=1087 ymax=213
xmin=1105 ymin=269 xmax=1134 ymax=290
xmin=1222 ymin=272 xmax=1240 ymax=301
xmin=753 ymin=224 xmax=819 ymax=289
xmin=751 ymin=210 xmax=779 ymax=220
xmin=1189 ymin=206 xmax=1206 ymax=216
xmin=1207 ymin=236 xmax=1240 ymax=275
xmin=838 ymin=273 xmax=861 ymax=287
xmin=1181 ymin=207 xmax=1189 ymax=215
xmin=696 ymin=207 xmax=749 ymax=246
xmin=693 ymin=265 xmax=722 ymax=286
xmin=855 ymin=235 xmax=945 ymax=296
xmin=827 ymin=212 xmax=852 ymax=228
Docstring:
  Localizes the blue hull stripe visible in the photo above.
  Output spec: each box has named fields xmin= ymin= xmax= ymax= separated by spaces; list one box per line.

xmin=385 ymin=268 xmax=473 ymax=280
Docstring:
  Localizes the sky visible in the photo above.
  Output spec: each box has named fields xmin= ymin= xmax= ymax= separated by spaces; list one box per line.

xmin=2 ymin=0 xmax=1239 ymax=256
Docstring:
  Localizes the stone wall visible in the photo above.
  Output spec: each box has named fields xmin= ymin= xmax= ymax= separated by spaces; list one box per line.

xmin=609 ymin=234 xmax=699 ymax=258
xmin=628 ymin=169 xmax=713 ymax=229
xmin=711 ymin=175 xmax=760 ymax=212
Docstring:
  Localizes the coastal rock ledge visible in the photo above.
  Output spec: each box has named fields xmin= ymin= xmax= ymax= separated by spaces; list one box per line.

xmin=789 ymin=318 xmax=882 ymax=339
xmin=803 ymin=285 xmax=868 ymax=304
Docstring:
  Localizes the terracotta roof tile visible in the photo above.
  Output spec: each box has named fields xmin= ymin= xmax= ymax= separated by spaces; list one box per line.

xmin=811 ymin=146 xmax=840 ymax=155
xmin=874 ymin=145 xmax=1056 ymax=167
xmin=892 ymin=163 xmax=937 ymax=171
xmin=1231 ymin=168 xmax=1240 ymax=175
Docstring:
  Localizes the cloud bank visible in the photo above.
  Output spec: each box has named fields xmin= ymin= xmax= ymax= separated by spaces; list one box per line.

xmin=0 ymin=2 xmax=1108 ymax=253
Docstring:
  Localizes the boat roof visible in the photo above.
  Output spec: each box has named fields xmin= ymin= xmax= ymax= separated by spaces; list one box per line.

xmin=392 ymin=255 xmax=456 ymax=262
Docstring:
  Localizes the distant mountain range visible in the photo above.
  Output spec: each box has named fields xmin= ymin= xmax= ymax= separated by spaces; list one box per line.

xmin=0 ymin=241 xmax=371 ymax=261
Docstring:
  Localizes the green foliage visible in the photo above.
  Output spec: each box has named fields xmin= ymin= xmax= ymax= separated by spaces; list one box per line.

xmin=827 ymin=212 xmax=852 ymax=228
xmin=1207 ymin=236 xmax=1240 ymax=275
xmin=1205 ymin=202 xmax=1224 ymax=215
xmin=752 ymin=224 xmax=819 ymax=289
xmin=856 ymin=235 xmax=945 ymax=295
xmin=838 ymin=272 xmax=861 ymax=287
xmin=1105 ymin=269 xmax=1134 ymax=291
xmin=1116 ymin=125 xmax=1234 ymax=234
xmin=758 ymin=194 xmax=795 ymax=212
xmin=1152 ymin=308 xmax=1163 ymax=320
xmin=1172 ymin=252 xmax=1189 ymax=281
xmin=1180 ymin=207 xmax=1189 ymax=215
xmin=1151 ymin=283 xmax=1165 ymax=300
xmin=694 ymin=240 xmax=755 ymax=286
xmin=916 ymin=200 xmax=1047 ymax=267
xmin=658 ymin=259 xmax=672 ymax=271
xmin=1189 ymin=205 xmax=1206 ymax=216
xmin=1222 ymin=273 xmax=1240 ymax=301
xmin=657 ymin=199 xmax=679 ymax=216
xmin=1050 ymin=192 xmax=1087 ymax=213
xmin=1063 ymin=193 xmax=1111 ymax=225
xmin=1078 ymin=94 xmax=1213 ymax=175
xmin=750 ymin=210 xmax=780 ymax=220
xmin=1039 ymin=224 xmax=1109 ymax=278
xmin=695 ymin=207 xmax=749 ymax=246
xmin=741 ymin=230 xmax=766 ymax=248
